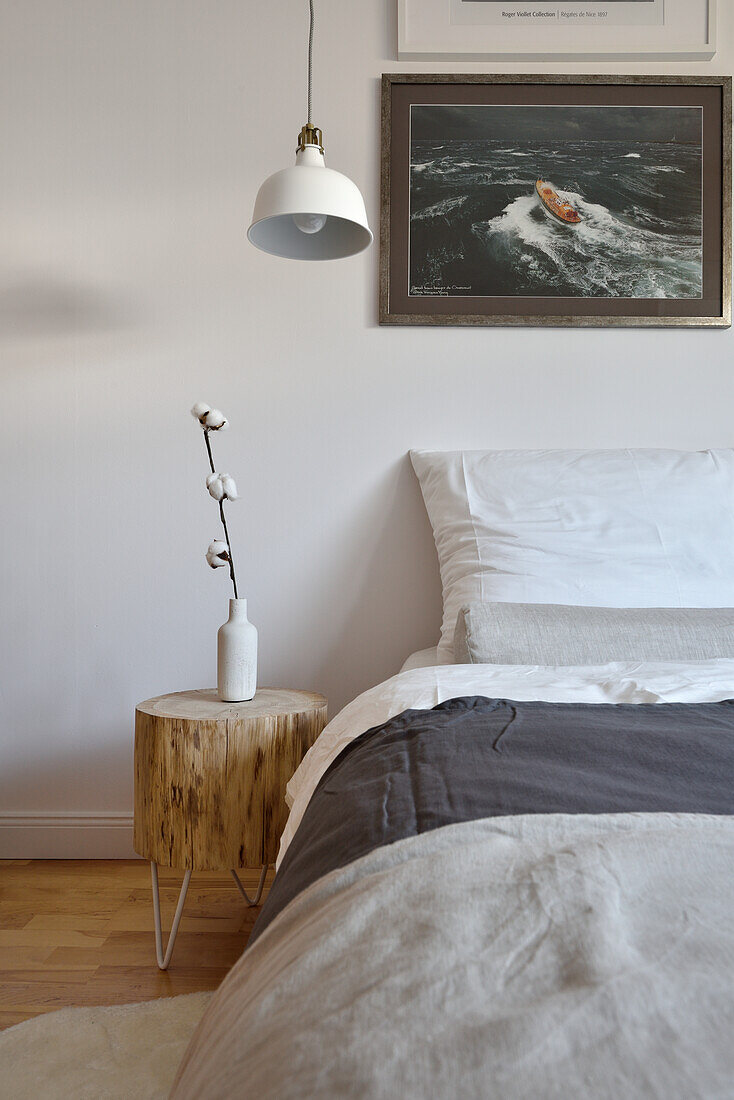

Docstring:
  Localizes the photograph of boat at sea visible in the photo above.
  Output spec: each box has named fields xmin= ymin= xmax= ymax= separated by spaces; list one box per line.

xmin=409 ymin=104 xmax=703 ymax=299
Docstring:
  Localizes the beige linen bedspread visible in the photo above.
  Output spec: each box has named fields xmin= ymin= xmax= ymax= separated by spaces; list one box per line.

xmin=172 ymin=813 xmax=734 ymax=1099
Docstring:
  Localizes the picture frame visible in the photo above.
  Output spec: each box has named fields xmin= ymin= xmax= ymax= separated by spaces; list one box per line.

xmin=397 ymin=0 xmax=717 ymax=61
xmin=379 ymin=75 xmax=732 ymax=328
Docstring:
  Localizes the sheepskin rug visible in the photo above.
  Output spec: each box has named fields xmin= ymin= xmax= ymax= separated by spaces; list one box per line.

xmin=0 ymin=992 xmax=211 ymax=1099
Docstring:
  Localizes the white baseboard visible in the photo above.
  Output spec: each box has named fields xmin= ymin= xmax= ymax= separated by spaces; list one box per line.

xmin=0 ymin=812 xmax=136 ymax=859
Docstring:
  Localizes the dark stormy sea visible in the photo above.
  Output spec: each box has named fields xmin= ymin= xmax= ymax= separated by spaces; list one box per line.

xmin=409 ymin=139 xmax=703 ymax=298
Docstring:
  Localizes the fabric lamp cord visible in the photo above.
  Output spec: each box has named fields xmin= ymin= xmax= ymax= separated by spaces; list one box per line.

xmin=307 ymin=0 xmax=314 ymax=126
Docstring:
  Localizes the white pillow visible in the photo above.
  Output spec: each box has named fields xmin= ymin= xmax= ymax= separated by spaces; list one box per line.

xmin=410 ymin=448 xmax=734 ymax=663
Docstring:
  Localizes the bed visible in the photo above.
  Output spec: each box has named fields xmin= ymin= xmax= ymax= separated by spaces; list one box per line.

xmin=172 ymin=448 xmax=734 ymax=1099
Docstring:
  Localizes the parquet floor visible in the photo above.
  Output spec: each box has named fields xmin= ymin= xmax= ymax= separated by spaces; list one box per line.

xmin=0 ymin=859 xmax=273 ymax=1030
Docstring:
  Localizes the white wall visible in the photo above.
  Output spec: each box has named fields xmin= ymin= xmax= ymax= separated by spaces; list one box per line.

xmin=1 ymin=1 xmax=731 ymax=855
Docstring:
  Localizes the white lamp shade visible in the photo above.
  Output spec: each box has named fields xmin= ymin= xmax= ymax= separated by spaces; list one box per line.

xmin=248 ymin=147 xmax=372 ymax=260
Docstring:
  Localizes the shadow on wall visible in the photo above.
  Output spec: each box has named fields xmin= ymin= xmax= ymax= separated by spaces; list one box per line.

xmin=310 ymin=453 xmax=442 ymax=713
xmin=0 ymin=276 xmax=136 ymax=341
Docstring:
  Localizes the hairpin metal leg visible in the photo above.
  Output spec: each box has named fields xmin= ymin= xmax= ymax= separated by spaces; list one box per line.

xmin=231 ymin=864 xmax=268 ymax=907
xmin=150 ymin=862 xmax=192 ymax=970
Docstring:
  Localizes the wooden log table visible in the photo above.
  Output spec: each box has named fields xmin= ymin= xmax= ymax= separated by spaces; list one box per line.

xmin=134 ymin=688 xmax=328 ymax=969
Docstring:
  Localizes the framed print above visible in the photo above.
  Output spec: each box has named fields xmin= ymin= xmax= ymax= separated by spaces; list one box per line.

xmin=397 ymin=0 xmax=716 ymax=60
xmin=379 ymin=75 xmax=732 ymax=328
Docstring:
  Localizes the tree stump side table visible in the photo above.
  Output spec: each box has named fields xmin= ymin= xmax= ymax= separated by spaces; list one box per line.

xmin=134 ymin=688 xmax=327 ymax=969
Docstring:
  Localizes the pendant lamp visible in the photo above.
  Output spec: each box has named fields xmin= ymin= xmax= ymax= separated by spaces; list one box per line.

xmin=247 ymin=1 xmax=372 ymax=260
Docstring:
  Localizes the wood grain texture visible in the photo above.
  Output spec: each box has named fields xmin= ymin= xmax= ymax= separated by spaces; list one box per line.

xmin=0 ymin=860 xmax=272 ymax=1029
xmin=134 ymin=689 xmax=327 ymax=870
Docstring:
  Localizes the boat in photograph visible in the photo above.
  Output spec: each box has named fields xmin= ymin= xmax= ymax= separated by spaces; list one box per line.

xmin=535 ymin=179 xmax=582 ymax=225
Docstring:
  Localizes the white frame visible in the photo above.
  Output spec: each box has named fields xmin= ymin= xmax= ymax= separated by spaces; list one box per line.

xmin=397 ymin=0 xmax=716 ymax=60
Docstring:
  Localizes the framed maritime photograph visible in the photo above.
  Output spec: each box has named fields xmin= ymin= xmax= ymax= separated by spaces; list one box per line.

xmin=397 ymin=0 xmax=717 ymax=60
xmin=379 ymin=75 xmax=732 ymax=328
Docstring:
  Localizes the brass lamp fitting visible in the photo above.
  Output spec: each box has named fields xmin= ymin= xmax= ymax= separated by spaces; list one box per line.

xmin=297 ymin=123 xmax=324 ymax=153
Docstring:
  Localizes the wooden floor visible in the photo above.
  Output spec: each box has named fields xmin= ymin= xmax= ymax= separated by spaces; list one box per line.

xmin=0 ymin=859 xmax=273 ymax=1030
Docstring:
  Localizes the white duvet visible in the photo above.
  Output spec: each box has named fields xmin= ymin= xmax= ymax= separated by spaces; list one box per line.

xmin=280 ymin=658 xmax=734 ymax=865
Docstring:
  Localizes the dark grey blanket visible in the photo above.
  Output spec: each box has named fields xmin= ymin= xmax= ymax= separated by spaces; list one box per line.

xmin=253 ymin=696 xmax=734 ymax=942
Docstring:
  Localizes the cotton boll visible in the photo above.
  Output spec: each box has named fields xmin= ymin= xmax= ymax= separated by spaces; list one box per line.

xmin=206 ymin=472 xmax=225 ymax=501
xmin=219 ymin=474 xmax=238 ymax=501
xmin=191 ymin=401 xmax=211 ymax=424
xmin=204 ymin=408 xmax=228 ymax=431
xmin=206 ymin=540 xmax=229 ymax=568
xmin=206 ymin=472 xmax=238 ymax=502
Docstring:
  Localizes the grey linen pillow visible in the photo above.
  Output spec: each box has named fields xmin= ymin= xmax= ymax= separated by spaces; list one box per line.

xmin=454 ymin=602 xmax=734 ymax=665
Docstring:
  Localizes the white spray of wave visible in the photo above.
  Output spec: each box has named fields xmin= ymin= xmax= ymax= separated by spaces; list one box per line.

xmin=413 ymin=159 xmax=492 ymax=178
xmin=473 ymin=191 xmax=701 ymax=297
xmin=623 ymin=153 xmax=642 ymax=158
xmin=411 ymin=195 xmax=468 ymax=221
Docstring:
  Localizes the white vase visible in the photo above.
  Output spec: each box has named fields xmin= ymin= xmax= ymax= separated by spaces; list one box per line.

xmin=217 ymin=598 xmax=257 ymax=702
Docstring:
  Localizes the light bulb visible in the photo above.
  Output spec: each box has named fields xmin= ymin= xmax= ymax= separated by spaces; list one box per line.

xmin=293 ymin=212 xmax=327 ymax=234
